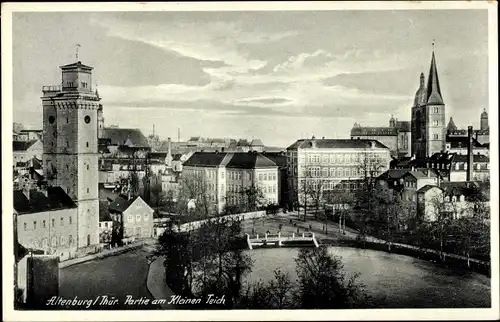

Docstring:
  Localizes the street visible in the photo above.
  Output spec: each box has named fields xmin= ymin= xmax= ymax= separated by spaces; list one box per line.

xmin=59 ymin=247 xmax=160 ymax=310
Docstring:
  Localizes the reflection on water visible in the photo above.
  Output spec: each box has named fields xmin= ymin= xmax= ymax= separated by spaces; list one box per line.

xmin=244 ymin=247 xmax=491 ymax=308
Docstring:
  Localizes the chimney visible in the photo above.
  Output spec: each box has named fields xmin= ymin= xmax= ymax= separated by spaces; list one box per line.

xmin=427 ymin=169 xmax=431 ymax=177
xmin=467 ymin=126 xmax=473 ymax=181
xmin=167 ymin=137 xmax=172 ymax=168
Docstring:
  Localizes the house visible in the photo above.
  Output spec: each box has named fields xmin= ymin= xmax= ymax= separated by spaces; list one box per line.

xmin=13 ymin=140 xmax=43 ymax=174
xmin=350 ymin=116 xmax=411 ymax=157
xmin=14 ymin=129 xmax=43 ymax=141
xmin=390 ymin=152 xmax=490 ymax=183
xmin=445 ymin=136 xmax=489 ymax=156
xmin=182 ymin=151 xmax=279 ymax=213
xmin=108 ymin=195 xmax=154 ymax=242
xmin=416 ymin=185 xmax=444 ymax=222
xmin=287 ymin=138 xmax=391 ymax=207
xmin=417 ymin=181 xmax=489 ymax=222
xmin=400 ymin=170 xmax=440 ymax=203
xmin=262 ymin=151 xmax=288 ymax=207
xmin=101 ymin=127 xmax=150 ymax=147
xmin=13 ymin=186 xmax=78 ymax=259
xmin=99 ymin=201 xmax=113 ymax=245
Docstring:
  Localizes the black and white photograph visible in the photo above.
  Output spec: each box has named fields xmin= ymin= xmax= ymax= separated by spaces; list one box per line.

xmin=2 ymin=2 xmax=498 ymax=321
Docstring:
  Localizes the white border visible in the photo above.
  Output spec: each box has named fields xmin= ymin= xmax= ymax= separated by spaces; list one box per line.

xmin=2 ymin=2 xmax=498 ymax=321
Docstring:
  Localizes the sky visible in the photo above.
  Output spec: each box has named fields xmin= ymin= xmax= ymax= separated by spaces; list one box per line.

xmin=12 ymin=9 xmax=489 ymax=148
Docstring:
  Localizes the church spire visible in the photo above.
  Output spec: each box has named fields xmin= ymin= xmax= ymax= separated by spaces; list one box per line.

xmin=447 ymin=117 xmax=457 ymax=132
xmin=426 ymin=50 xmax=444 ymax=105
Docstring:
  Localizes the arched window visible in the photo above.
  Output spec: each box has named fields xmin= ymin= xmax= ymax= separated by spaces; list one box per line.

xmin=452 ymin=196 xmax=457 ymax=203
xmin=51 ymin=236 xmax=57 ymax=247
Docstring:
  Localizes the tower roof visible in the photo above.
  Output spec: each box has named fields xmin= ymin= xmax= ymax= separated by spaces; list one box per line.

xmin=481 ymin=108 xmax=488 ymax=118
xmin=426 ymin=51 xmax=444 ymax=105
xmin=447 ymin=117 xmax=457 ymax=132
xmin=60 ymin=61 xmax=93 ymax=71
xmin=413 ymin=73 xmax=426 ymax=107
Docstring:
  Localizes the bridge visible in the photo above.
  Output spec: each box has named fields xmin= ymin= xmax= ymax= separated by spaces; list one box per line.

xmin=245 ymin=232 xmax=319 ymax=250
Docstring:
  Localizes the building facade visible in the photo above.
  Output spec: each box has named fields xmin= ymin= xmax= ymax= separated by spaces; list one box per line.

xmin=14 ymin=187 xmax=79 ymax=259
xmin=411 ymin=51 xmax=447 ymax=158
xmin=351 ymin=116 xmax=411 ymax=157
xmin=182 ymin=152 xmax=279 ymax=213
xmin=108 ymin=196 xmax=154 ymax=241
xmin=287 ymin=138 xmax=391 ymax=206
xmin=41 ymin=61 xmax=100 ymax=251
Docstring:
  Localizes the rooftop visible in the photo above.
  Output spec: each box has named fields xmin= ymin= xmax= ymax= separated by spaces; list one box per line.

xmin=226 ymin=152 xmax=277 ymax=169
xmin=288 ymin=139 xmax=389 ymax=150
xmin=14 ymin=186 xmax=77 ymax=215
xmin=102 ymin=128 xmax=150 ymax=147
xmin=13 ymin=140 xmax=40 ymax=152
xmin=108 ymin=195 xmax=139 ymax=213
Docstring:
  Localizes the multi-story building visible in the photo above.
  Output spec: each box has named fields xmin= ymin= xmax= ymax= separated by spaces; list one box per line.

xmin=14 ymin=187 xmax=78 ymax=259
xmin=14 ymin=129 xmax=43 ymax=141
xmin=41 ymin=60 xmax=100 ymax=253
xmin=182 ymin=152 xmax=279 ymax=213
xmin=13 ymin=140 xmax=43 ymax=178
xmin=391 ymin=152 xmax=490 ymax=183
xmin=262 ymin=151 xmax=288 ymax=207
xmin=286 ymin=138 xmax=391 ymax=206
xmin=108 ymin=195 xmax=154 ymax=242
xmin=446 ymin=109 xmax=490 ymax=146
xmin=411 ymin=51 xmax=447 ymax=158
xmin=350 ymin=116 xmax=411 ymax=157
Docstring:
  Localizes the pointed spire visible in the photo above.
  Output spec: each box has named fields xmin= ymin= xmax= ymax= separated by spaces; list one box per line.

xmin=420 ymin=72 xmax=425 ymax=87
xmin=447 ymin=117 xmax=457 ymax=132
xmin=426 ymin=50 xmax=444 ymax=105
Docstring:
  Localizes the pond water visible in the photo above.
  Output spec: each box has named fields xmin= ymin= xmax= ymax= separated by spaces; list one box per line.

xmin=244 ymin=247 xmax=490 ymax=308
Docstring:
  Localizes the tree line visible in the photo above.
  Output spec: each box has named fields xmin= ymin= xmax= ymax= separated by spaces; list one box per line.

xmin=151 ymin=217 xmax=376 ymax=309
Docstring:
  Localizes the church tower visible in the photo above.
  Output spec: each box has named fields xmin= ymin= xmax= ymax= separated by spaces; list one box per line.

xmin=42 ymin=61 xmax=100 ymax=251
xmin=411 ymin=50 xmax=446 ymax=157
xmin=480 ymin=109 xmax=489 ymax=131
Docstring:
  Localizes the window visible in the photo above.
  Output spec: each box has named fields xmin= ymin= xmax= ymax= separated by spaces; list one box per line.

xmin=338 ymin=154 xmax=344 ymax=163
xmin=128 ymin=215 xmax=133 ymax=222
xmin=144 ymin=214 xmax=149 ymax=221
xmin=322 ymin=155 xmax=328 ymax=163
xmin=33 ymin=221 xmax=37 ymax=230
xmin=43 ymin=220 xmax=46 ymax=228
xmin=51 ymin=236 xmax=57 ymax=247
xmin=105 ymin=222 xmax=108 ymax=228
xmin=345 ymin=169 xmax=351 ymax=177
xmin=68 ymin=235 xmax=73 ymax=245
xmin=136 ymin=215 xmax=141 ymax=222
xmin=330 ymin=168 xmax=335 ymax=177
xmin=24 ymin=223 xmax=27 ymax=231
xmin=66 ymin=141 xmax=69 ymax=148
xmin=434 ymin=120 xmax=439 ymax=126
xmin=346 ymin=154 xmax=351 ymax=163
xmin=52 ymin=218 xmax=55 ymax=227
xmin=84 ymin=115 xmax=91 ymax=124
xmin=60 ymin=236 xmax=66 ymax=246
xmin=86 ymin=142 xmax=89 ymax=148
xmin=60 ymin=217 xmax=64 ymax=226
xmin=87 ymin=164 xmax=89 ymax=170
xmin=48 ymin=115 xmax=55 ymax=124
xmin=66 ymin=117 xmax=69 ymax=124
xmin=87 ymin=188 xmax=89 ymax=193
xmin=434 ymin=107 xmax=439 ymax=113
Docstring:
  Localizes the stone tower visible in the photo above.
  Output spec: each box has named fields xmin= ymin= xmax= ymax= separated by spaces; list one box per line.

xmin=42 ymin=61 xmax=100 ymax=251
xmin=480 ymin=109 xmax=489 ymax=131
xmin=411 ymin=51 xmax=446 ymax=157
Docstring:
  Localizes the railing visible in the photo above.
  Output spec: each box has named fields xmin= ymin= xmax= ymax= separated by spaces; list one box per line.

xmin=42 ymin=85 xmax=61 ymax=93
xmin=246 ymin=232 xmax=318 ymax=249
